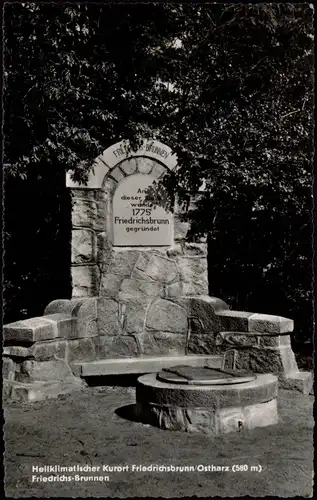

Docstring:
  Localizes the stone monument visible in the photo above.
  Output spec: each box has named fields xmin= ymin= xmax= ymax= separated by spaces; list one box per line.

xmin=67 ymin=138 xmax=208 ymax=300
xmin=2 ymin=138 xmax=313 ymax=402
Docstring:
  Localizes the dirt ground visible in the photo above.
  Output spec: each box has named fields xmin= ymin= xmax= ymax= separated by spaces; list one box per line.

xmin=3 ymin=380 xmax=314 ymax=498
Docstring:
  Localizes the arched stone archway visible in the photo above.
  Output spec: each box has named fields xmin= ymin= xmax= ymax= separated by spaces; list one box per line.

xmin=67 ymin=138 xmax=208 ymax=300
xmin=66 ymin=138 xmax=178 ymax=190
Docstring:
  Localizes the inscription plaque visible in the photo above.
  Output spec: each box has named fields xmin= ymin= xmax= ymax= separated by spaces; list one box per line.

xmin=113 ymin=173 xmax=173 ymax=246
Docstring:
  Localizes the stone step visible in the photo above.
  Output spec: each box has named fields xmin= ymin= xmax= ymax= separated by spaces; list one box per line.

xmin=3 ymin=377 xmax=85 ymax=403
xmin=279 ymin=370 xmax=313 ymax=395
xmin=72 ymin=355 xmax=224 ymax=378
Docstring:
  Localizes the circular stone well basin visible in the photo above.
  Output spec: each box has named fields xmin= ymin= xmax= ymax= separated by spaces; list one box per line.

xmin=157 ymin=365 xmax=257 ymax=385
xmin=136 ymin=370 xmax=278 ymax=435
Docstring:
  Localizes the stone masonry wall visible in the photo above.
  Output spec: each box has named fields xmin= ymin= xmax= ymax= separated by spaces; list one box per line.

xmin=70 ymin=155 xmax=209 ymax=301
xmin=4 ymin=295 xmax=311 ymax=402
xmin=71 ymin=196 xmax=208 ymax=297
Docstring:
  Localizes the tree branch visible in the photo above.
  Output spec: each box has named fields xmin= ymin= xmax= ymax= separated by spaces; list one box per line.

xmin=280 ymin=109 xmax=301 ymax=119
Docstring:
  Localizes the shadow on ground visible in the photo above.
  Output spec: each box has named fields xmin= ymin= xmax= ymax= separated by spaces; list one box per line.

xmin=115 ymin=404 xmax=142 ymax=423
xmin=85 ymin=374 xmax=144 ymax=387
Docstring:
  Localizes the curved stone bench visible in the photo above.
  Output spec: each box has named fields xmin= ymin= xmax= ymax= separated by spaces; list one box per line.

xmin=2 ymin=295 xmax=312 ymax=402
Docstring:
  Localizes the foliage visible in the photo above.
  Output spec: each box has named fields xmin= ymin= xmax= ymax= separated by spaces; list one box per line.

xmin=4 ymin=4 xmax=314 ymax=352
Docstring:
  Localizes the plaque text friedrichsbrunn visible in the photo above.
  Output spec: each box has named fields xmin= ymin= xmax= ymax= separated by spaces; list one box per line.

xmin=113 ymin=173 xmax=173 ymax=246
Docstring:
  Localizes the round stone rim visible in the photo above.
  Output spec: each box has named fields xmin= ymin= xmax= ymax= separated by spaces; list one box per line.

xmin=136 ymin=373 xmax=278 ymax=410
xmin=156 ymin=366 xmax=257 ymax=386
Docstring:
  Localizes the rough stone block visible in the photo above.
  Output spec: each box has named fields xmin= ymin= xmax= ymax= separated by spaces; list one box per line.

xmin=74 ymin=297 xmax=98 ymax=319
xmin=118 ymin=278 xmax=163 ymax=301
xmin=93 ymin=200 xmax=106 ymax=231
xmin=165 ymin=281 xmax=184 ymax=298
xmin=120 ymin=158 xmax=137 ymax=175
xmin=151 ymin=163 xmax=167 ymax=179
xmin=31 ymin=339 xmax=67 ymax=360
xmin=16 ymin=359 xmax=75 ymax=383
xmin=187 ymin=334 xmax=217 ymax=355
xmin=279 ymin=334 xmax=292 ymax=346
xmin=3 ymin=317 xmax=60 ymax=344
xmin=72 ymin=198 xmax=97 ymax=229
xmin=184 ymin=408 xmax=217 ymax=434
xmin=4 ymin=339 xmax=67 ymax=361
xmin=143 ymin=254 xmax=178 ymax=283
xmin=70 ymin=188 xmax=96 ymax=201
xmin=259 ymin=334 xmax=291 ymax=347
xmin=235 ymin=351 xmax=251 ymax=371
xmin=146 ymin=299 xmax=188 ymax=333
xmin=183 ymin=281 xmax=209 ymax=296
xmin=249 ymin=346 xmax=298 ymax=374
xmin=3 ymin=381 xmax=12 ymax=401
xmin=130 ymin=268 xmax=155 ymax=282
xmin=97 ymin=298 xmax=123 ymax=336
xmin=217 ymin=310 xmax=253 ymax=332
xmin=243 ymin=399 xmax=278 ymax=430
xmin=3 ymin=358 xmax=16 ymax=380
xmin=6 ymin=378 xmax=84 ymax=403
xmin=248 ymin=313 xmax=294 ymax=334
xmin=183 ymin=243 xmax=207 ymax=257
xmin=239 ymin=379 xmax=278 ymax=406
xmin=151 ymin=405 xmax=217 ymax=433
xmin=72 ymin=265 xmax=99 ymax=297
xmin=217 ymin=407 xmax=245 ymax=434
xmin=166 ymin=244 xmax=184 ymax=258
xmin=100 ymin=273 xmax=123 ymax=298
xmin=110 ymin=165 xmax=125 ymax=182
xmin=44 ymin=297 xmax=97 ymax=344
xmin=142 ymin=405 xmax=179 ymax=431
xmin=135 ymin=253 xmax=151 ymax=271
xmin=96 ymin=231 xmax=112 ymax=263
xmin=67 ymin=338 xmax=96 ymax=363
xmin=277 ymin=345 xmax=299 ymax=374
xmin=174 ymin=216 xmax=190 ymax=240
xmin=177 ymin=256 xmax=208 ymax=284
xmin=188 ymin=316 xmax=206 ymax=335
xmin=72 ymin=228 xmax=96 ymax=264
xmin=70 ymin=298 xmax=98 ymax=338
xmin=176 ymin=257 xmax=208 ymax=295
xmin=138 ymin=331 xmax=186 ymax=356
xmin=42 ymin=314 xmax=76 ymax=339
xmin=279 ymin=371 xmax=313 ymax=395
xmin=108 ymin=250 xmax=140 ymax=277
xmin=219 ymin=332 xmax=259 ymax=347
xmin=96 ymin=335 xmax=140 ymax=358
xmin=3 ymin=345 xmax=30 ymax=358
xmin=175 ymin=296 xmax=228 ymax=334
xmin=135 ymin=157 xmax=154 ymax=174
xmin=86 ymin=320 xmax=98 ymax=337
xmin=250 ymin=348 xmax=283 ymax=373
xmin=102 ymin=177 xmax=118 ymax=200
xmin=45 ymin=297 xmax=98 ymax=338
xmin=44 ymin=298 xmax=96 ymax=318
xmin=124 ymin=300 xmax=148 ymax=334
xmin=44 ymin=299 xmax=73 ymax=315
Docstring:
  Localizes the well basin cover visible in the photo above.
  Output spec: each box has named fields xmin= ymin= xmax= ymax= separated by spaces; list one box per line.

xmin=156 ymin=365 xmax=256 ymax=385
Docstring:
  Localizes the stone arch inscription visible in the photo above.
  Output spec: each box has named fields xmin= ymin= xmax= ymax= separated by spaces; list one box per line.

xmin=66 ymin=138 xmax=178 ymax=189
xmin=66 ymin=139 xmax=210 ymax=298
